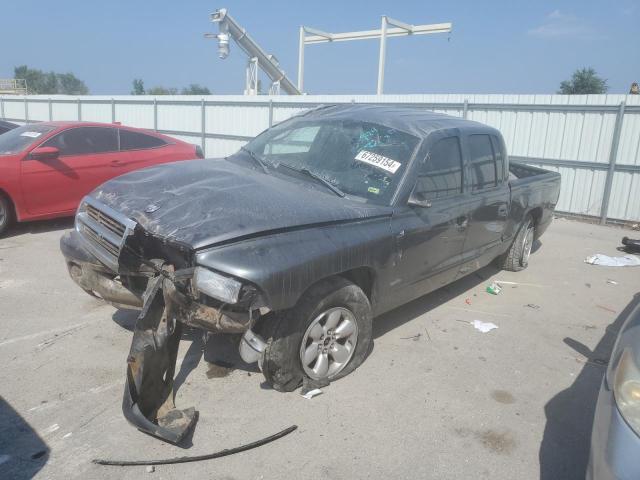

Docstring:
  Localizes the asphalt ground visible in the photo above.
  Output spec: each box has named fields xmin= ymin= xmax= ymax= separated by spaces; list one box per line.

xmin=1 ymin=217 xmax=638 ymax=479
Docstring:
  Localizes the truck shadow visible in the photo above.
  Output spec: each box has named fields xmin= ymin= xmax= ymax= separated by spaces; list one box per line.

xmin=372 ymin=262 xmax=501 ymax=339
xmin=538 ymin=293 xmax=638 ymax=480
xmin=0 ymin=397 xmax=49 ymax=479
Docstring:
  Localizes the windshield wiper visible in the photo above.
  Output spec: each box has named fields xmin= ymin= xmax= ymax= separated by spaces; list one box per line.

xmin=240 ymin=146 xmax=270 ymax=174
xmin=278 ymin=164 xmax=345 ymax=197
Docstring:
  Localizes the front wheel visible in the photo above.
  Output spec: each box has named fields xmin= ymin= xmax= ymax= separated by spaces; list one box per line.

xmin=497 ymin=215 xmax=535 ymax=272
xmin=261 ymin=277 xmax=373 ymax=392
xmin=0 ymin=195 xmax=13 ymax=236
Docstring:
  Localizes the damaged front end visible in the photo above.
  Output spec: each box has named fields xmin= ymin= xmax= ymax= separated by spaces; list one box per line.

xmin=61 ymin=197 xmax=268 ymax=444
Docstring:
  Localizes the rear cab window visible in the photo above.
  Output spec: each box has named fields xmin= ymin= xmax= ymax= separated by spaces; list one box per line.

xmin=490 ymin=135 xmax=505 ymax=183
xmin=119 ymin=130 xmax=167 ymax=150
xmin=468 ymin=134 xmax=501 ymax=191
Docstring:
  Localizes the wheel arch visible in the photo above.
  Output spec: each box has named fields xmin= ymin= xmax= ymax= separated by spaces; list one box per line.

xmin=289 ymin=266 xmax=377 ymax=311
xmin=527 ymin=206 xmax=543 ymax=229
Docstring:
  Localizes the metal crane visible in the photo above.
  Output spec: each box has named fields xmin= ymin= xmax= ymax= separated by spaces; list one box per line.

xmin=205 ymin=8 xmax=300 ymax=95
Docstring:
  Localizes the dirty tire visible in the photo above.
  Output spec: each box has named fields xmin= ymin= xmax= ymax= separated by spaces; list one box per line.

xmin=261 ymin=277 xmax=372 ymax=392
xmin=498 ymin=215 xmax=535 ymax=272
xmin=0 ymin=194 xmax=13 ymax=236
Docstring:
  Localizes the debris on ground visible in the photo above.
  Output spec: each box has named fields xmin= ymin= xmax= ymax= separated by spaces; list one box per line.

xmin=524 ymin=304 xmax=541 ymax=310
xmin=486 ymin=282 xmax=502 ymax=295
xmin=596 ymin=305 xmax=617 ymax=314
xmin=93 ymin=425 xmax=298 ymax=466
xmin=606 ymin=279 xmax=619 ymax=285
xmin=465 ymin=298 xmax=472 ymax=305
xmin=471 ymin=320 xmax=499 ymax=333
xmin=300 ymin=388 xmax=323 ymax=400
xmin=146 ymin=466 xmax=155 ymax=473
xmin=424 ymin=328 xmax=431 ymax=341
xmin=585 ymin=283 xmax=591 ymax=288
xmin=584 ymin=253 xmax=640 ymax=267
xmin=494 ymin=280 xmax=547 ymax=288
xmin=401 ymin=333 xmax=422 ymax=341
xmin=621 ymin=236 xmax=640 ymax=253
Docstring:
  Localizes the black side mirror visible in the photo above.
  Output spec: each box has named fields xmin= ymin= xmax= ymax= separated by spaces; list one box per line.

xmin=408 ymin=190 xmax=432 ymax=208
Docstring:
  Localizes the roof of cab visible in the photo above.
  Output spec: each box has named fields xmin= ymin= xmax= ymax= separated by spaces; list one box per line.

xmin=295 ymin=104 xmax=501 ymax=139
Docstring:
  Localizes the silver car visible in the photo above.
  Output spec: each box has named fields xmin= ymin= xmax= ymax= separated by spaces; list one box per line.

xmin=588 ymin=294 xmax=640 ymax=479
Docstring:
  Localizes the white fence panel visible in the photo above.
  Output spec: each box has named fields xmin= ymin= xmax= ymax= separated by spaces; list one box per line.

xmin=1 ymin=93 xmax=638 ymax=223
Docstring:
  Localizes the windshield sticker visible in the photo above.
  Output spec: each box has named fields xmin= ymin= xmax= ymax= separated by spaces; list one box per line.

xmin=355 ymin=150 xmax=401 ymax=174
xmin=20 ymin=131 xmax=42 ymax=138
xmin=367 ymin=186 xmax=380 ymax=194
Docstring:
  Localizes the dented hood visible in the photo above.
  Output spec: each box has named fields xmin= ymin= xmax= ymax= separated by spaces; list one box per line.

xmin=91 ymin=158 xmax=391 ymax=250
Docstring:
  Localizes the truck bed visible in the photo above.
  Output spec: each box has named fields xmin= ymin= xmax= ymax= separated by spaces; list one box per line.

xmin=507 ymin=161 xmax=562 ymax=241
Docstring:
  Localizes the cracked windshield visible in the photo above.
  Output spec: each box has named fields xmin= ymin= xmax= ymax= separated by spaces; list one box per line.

xmin=243 ymin=118 xmax=420 ymax=204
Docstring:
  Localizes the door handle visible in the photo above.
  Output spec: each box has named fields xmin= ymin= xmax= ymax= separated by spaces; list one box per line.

xmin=456 ymin=215 xmax=468 ymax=231
xmin=111 ymin=159 xmax=123 ymax=167
xmin=498 ymin=205 xmax=508 ymax=217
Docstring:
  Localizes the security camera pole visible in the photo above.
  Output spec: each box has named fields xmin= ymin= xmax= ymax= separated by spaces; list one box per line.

xmin=298 ymin=16 xmax=452 ymax=94
xmin=205 ymin=8 xmax=301 ymax=96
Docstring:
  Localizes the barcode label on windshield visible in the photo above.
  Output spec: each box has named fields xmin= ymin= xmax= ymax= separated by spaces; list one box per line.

xmin=355 ymin=150 xmax=401 ymax=174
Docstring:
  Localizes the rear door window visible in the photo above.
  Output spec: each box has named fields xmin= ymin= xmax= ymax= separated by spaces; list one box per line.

xmin=119 ymin=130 xmax=167 ymax=150
xmin=468 ymin=134 xmax=497 ymax=191
xmin=415 ymin=136 xmax=463 ymax=201
xmin=43 ymin=127 xmax=118 ymax=156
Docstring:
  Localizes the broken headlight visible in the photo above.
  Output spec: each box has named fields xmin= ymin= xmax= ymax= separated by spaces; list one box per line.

xmin=613 ymin=348 xmax=640 ymax=437
xmin=193 ymin=267 xmax=242 ymax=304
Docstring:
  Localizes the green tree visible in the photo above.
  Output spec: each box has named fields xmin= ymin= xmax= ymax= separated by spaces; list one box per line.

xmin=558 ymin=67 xmax=608 ymax=94
xmin=14 ymin=65 xmax=88 ymax=95
xmin=131 ymin=78 xmax=145 ymax=95
xmin=181 ymin=84 xmax=211 ymax=95
xmin=14 ymin=65 xmax=56 ymax=94
xmin=147 ymin=86 xmax=178 ymax=95
xmin=57 ymin=72 xmax=89 ymax=95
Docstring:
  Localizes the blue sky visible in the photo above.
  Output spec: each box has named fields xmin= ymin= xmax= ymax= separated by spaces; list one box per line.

xmin=3 ymin=0 xmax=638 ymax=95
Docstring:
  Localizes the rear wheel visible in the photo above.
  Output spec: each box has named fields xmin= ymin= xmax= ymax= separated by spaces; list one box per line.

xmin=0 ymin=194 xmax=14 ymax=236
xmin=261 ymin=277 xmax=372 ymax=392
xmin=497 ymin=215 xmax=535 ymax=272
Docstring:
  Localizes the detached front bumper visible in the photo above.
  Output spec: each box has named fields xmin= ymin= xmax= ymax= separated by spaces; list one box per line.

xmin=60 ymin=230 xmax=253 ymax=333
xmin=61 ymin=229 xmax=259 ymax=444
xmin=587 ymin=378 xmax=640 ymax=480
xmin=61 ymin=231 xmax=144 ymax=308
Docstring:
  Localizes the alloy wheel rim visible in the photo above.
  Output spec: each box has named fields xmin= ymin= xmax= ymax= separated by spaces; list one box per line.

xmin=299 ymin=307 xmax=358 ymax=380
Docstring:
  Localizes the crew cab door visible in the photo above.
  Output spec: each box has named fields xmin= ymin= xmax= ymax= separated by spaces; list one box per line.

xmin=21 ymin=126 xmax=120 ymax=215
xmin=387 ymin=135 xmax=469 ymax=307
xmin=457 ymin=133 xmax=509 ymax=273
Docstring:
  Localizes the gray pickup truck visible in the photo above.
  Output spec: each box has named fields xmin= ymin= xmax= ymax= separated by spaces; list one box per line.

xmin=60 ymin=105 xmax=561 ymax=443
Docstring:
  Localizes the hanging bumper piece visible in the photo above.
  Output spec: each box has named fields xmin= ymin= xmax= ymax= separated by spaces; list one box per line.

xmin=122 ymin=274 xmax=197 ymax=445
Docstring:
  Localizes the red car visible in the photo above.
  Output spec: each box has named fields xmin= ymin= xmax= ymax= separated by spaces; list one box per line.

xmin=0 ymin=121 xmax=203 ymax=234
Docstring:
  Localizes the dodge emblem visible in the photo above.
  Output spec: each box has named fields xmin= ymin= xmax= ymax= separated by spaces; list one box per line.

xmin=145 ymin=204 xmax=160 ymax=214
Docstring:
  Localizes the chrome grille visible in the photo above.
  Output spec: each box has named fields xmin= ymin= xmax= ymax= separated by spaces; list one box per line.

xmin=86 ymin=204 xmax=126 ymax=238
xmin=81 ymin=223 xmax=120 ymax=258
xmin=75 ymin=197 xmax=137 ymax=271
